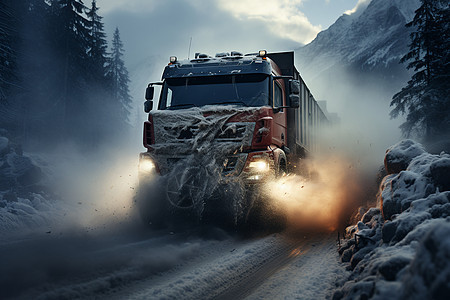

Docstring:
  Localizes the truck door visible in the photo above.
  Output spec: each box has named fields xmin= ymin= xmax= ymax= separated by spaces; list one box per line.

xmin=272 ymin=78 xmax=287 ymax=147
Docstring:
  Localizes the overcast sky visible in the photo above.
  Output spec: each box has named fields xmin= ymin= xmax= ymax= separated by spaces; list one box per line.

xmin=98 ymin=0 xmax=367 ymax=66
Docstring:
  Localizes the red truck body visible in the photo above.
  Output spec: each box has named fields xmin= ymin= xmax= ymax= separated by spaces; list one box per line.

xmin=137 ymin=51 xmax=328 ymax=226
xmin=140 ymin=51 xmax=327 ymax=180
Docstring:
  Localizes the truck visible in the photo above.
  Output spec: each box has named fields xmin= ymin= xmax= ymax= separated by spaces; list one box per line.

xmin=138 ymin=50 xmax=329 ymax=228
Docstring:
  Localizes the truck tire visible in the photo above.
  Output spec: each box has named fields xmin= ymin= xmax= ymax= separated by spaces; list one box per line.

xmin=273 ymin=148 xmax=287 ymax=178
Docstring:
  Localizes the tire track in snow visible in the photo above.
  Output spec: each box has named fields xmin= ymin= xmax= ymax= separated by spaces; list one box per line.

xmin=110 ymin=233 xmax=334 ymax=299
xmin=245 ymin=234 xmax=347 ymax=299
xmin=214 ymin=241 xmax=312 ymax=300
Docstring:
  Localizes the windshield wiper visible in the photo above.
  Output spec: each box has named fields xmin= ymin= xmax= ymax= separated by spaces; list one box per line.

xmin=209 ymin=101 xmax=249 ymax=107
xmin=167 ymin=103 xmax=197 ymax=109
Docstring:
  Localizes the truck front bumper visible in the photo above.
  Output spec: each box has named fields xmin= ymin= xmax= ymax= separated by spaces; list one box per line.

xmin=139 ymin=149 xmax=275 ymax=184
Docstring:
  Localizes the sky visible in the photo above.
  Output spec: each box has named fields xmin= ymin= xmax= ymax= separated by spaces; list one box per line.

xmin=98 ymin=0 xmax=366 ymax=66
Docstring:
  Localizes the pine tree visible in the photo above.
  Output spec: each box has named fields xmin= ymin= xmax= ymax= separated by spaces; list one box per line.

xmin=391 ymin=0 xmax=450 ymax=143
xmin=106 ymin=27 xmax=131 ymax=123
xmin=0 ymin=0 xmax=18 ymax=103
xmin=56 ymin=0 xmax=90 ymax=107
xmin=86 ymin=0 xmax=108 ymax=81
xmin=14 ymin=0 xmax=51 ymax=139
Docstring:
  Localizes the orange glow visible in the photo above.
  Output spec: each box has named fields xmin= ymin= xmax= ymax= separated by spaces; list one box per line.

xmin=289 ymin=247 xmax=303 ymax=257
xmin=263 ymin=155 xmax=364 ymax=233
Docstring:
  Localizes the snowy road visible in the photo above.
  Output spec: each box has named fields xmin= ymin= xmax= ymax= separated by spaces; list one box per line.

xmin=0 ymin=226 xmax=345 ymax=300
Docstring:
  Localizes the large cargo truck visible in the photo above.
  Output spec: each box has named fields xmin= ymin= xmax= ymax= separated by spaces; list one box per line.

xmin=138 ymin=50 xmax=328 ymax=227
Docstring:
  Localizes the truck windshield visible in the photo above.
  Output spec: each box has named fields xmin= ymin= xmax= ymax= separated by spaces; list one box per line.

xmin=159 ymin=74 xmax=269 ymax=110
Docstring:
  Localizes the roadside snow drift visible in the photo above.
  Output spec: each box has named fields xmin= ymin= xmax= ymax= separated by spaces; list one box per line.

xmin=334 ymin=139 xmax=450 ymax=300
xmin=0 ymin=130 xmax=66 ymax=235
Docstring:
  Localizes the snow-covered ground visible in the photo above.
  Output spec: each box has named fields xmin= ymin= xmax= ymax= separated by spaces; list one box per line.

xmin=0 ymin=228 xmax=345 ymax=300
xmin=334 ymin=140 xmax=450 ymax=299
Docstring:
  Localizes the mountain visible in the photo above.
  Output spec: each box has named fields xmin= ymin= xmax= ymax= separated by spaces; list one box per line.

xmin=294 ymin=0 xmax=422 ymax=159
xmin=296 ymin=0 xmax=420 ymax=96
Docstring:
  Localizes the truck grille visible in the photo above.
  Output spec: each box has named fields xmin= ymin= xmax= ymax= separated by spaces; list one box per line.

xmin=215 ymin=123 xmax=247 ymax=141
xmin=161 ymin=123 xmax=250 ymax=143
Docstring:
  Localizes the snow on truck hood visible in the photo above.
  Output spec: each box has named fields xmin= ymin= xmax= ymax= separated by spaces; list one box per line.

xmin=149 ymin=105 xmax=269 ymax=155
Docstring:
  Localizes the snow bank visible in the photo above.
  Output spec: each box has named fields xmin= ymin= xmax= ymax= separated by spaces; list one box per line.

xmin=0 ymin=130 xmax=65 ymax=237
xmin=334 ymin=140 xmax=450 ymax=300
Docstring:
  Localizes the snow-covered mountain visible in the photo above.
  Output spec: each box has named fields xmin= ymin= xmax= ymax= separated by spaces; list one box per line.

xmin=296 ymin=0 xmax=420 ymax=89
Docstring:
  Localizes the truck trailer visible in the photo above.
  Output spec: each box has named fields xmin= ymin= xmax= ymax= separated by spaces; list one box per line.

xmin=138 ymin=50 xmax=328 ymax=227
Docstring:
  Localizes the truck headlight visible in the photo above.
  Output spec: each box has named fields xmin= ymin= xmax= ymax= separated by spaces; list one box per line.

xmin=248 ymin=160 xmax=270 ymax=172
xmin=139 ymin=158 xmax=156 ymax=173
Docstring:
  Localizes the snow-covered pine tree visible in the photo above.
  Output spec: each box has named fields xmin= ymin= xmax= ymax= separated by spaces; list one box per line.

xmin=106 ymin=27 xmax=131 ymax=123
xmin=391 ymin=0 xmax=450 ymax=144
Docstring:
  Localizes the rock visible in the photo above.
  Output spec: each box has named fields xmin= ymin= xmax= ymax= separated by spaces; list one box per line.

xmin=362 ymin=207 xmax=381 ymax=223
xmin=350 ymin=246 xmax=373 ymax=270
xmin=402 ymin=220 xmax=450 ymax=300
xmin=380 ymin=175 xmax=401 ymax=220
xmin=378 ymin=256 xmax=410 ymax=281
xmin=340 ymin=280 xmax=375 ymax=300
xmin=382 ymin=221 xmax=397 ymax=243
xmin=429 ymin=157 xmax=450 ymax=192
xmin=430 ymin=202 xmax=450 ymax=218
xmin=384 ymin=140 xmax=425 ymax=175
xmin=341 ymin=247 xmax=354 ymax=263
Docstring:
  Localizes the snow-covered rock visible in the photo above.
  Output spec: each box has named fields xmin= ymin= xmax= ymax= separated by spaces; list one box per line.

xmin=381 ymin=140 xmax=447 ymax=220
xmin=334 ymin=140 xmax=450 ymax=300
xmin=0 ymin=129 xmax=62 ymax=236
xmin=384 ymin=139 xmax=426 ymax=174
xmin=0 ymin=131 xmax=43 ymax=191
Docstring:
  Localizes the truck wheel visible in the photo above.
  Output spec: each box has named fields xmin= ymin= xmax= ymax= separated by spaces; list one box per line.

xmin=274 ymin=149 xmax=287 ymax=178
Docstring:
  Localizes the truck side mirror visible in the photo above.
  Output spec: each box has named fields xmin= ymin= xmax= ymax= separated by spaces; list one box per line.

xmin=144 ymin=100 xmax=153 ymax=113
xmin=145 ymin=86 xmax=154 ymax=100
xmin=289 ymin=80 xmax=300 ymax=95
xmin=289 ymin=94 xmax=300 ymax=109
